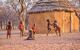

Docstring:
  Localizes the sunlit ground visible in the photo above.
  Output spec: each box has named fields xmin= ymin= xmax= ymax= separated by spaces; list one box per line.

xmin=0 ymin=30 xmax=80 ymax=50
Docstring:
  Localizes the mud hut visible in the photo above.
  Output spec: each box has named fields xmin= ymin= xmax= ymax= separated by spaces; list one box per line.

xmin=27 ymin=0 xmax=79 ymax=34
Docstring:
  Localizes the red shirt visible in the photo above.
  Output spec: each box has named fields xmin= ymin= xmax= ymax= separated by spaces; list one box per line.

xmin=19 ymin=23 xmax=24 ymax=30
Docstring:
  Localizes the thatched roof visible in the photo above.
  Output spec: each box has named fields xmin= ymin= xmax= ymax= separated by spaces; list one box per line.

xmin=28 ymin=0 xmax=75 ymax=13
xmin=75 ymin=10 xmax=80 ymax=18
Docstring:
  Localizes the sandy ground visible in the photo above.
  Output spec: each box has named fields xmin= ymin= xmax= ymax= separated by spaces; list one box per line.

xmin=0 ymin=30 xmax=80 ymax=50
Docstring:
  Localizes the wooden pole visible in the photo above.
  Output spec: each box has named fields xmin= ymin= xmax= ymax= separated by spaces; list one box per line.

xmin=70 ymin=12 xmax=72 ymax=32
xmin=79 ymin=18 xmax=80 ymax=32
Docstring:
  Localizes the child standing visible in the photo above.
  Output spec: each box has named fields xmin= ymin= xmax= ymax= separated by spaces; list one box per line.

xmin=6 ymin=21 xmax=12 ymax=39
xmin=19 ymin=21 xmax=24 ymax=36
xmin=46 ymin=19 xmax=51 ymax=36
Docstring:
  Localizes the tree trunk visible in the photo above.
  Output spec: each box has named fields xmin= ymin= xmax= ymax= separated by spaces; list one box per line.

xmin=0 ymin=22 xmax=2 ymax=30
xmin=18 ymin=0 xmax=27 ymax=31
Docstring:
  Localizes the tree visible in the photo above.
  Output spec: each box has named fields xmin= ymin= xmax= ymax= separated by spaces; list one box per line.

xmin=0 ymin=5 xmax=19 ymax=30
xmin=5 ymin=0 xmax=27 ymax=30
xmin=0 ymin=0 xmax=39 ymax=30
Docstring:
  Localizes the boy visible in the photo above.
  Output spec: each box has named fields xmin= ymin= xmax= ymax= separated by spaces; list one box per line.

xmin=6 ymin=21 xmax=12 ymax=39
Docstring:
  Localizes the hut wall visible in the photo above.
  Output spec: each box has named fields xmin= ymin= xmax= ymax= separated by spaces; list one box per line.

xmin=29 ymin=12 xmax=49 ymax=34
xmin=71 ymin=12 xmax=79 ymax=32
xmin=28 ymin=11 xmax=79 ymax=34
xmin=63 ymin=12 xmax=71 ymax=33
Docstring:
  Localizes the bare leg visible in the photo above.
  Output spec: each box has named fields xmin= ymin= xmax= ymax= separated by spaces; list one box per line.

xmin=20 ymin=30 xmax=23 ymax=37
xmin=22 ymin=30 xmax=24 ymax=36
xmin=58 ymin=29 xmax=61 ymax=36
xmin=7 ymin=32 xmax=10 ymax=39
xmin=19 ymin=29 xmax=23 ymax=37
xmin=33 ymin=32 xmax=35 ymax=39
xmin=7 ymin=34 xmax=8 ymax=39
xmin=47 ymin=28 xmax=51 ymax=36
xmin=47 ymin=31 xmax=49 ymax=36
xmin=9 ymin=35 xmax=11 ymax=38
xmin=55 ymin=28 xmax=58 ymax=36
xmin=55 ymin=30 xmax=58 ymax=36
xmin=21 ymin=32 xmax=23 ymax=36
xmin=57 ymin=27 xmax=61 ymax=36
xmin=9 ymin=31 xmax=11 ymax=38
